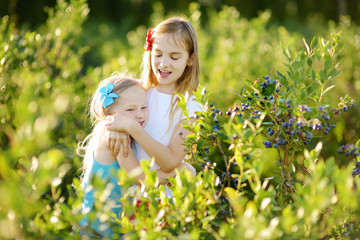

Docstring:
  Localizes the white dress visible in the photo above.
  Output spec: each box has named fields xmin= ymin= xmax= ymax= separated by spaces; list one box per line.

xmin=133 ymin=88 xmax=202 ymax=195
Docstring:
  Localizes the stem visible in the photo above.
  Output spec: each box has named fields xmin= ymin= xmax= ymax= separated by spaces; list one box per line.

xmin=284 ymin=149 xmax=289 ymax=166
xmin=278 ymin=148 xmax=288 ymax=196
xmin=287 ymin=169 xmax=295 ymax=202
xmin=215 ymin=137 xmax=228 ymax=170
xmin=288 ymin=152 xmax=295 ymax=167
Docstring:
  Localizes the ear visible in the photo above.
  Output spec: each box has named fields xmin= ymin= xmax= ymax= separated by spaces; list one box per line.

xmin=187 ymin=54 xmax=194 ymax=66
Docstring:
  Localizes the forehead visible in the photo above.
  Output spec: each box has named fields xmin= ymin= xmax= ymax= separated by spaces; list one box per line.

xmin=152 ymin=33 xmax=187 ymax=53
xmin=119 ymin=86 xmax=145 ymax=100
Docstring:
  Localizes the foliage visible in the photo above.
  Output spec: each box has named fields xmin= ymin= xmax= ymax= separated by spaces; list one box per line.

xmin=0 ymin=0 xmax=360 ymax=239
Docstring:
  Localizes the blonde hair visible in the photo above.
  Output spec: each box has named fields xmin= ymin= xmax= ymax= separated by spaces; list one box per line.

xmin=78 ymin=74 xmax=142 ymax=186
xmin=141 ymin=17 xmax=200 ymax=123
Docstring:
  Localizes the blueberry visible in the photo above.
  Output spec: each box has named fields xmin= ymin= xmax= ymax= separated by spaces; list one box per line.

xmin=273 ymin=80 xmax=277 ymax=84
xmin=204 ymin=147 xmax=209 ymax=154
xmin=274 ymin=143 xmax=278 ymax=148
xmin=210 ymin=103 xmax=214 ymax=107
xmin=212 ymin=125 xmax=219 ymax=131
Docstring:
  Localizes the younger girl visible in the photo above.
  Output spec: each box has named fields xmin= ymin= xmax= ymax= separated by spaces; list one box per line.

xmin=77 ymin=75 xmax=190 ymax=238
xmin=106 ymin=17 xmax=202 ymax=183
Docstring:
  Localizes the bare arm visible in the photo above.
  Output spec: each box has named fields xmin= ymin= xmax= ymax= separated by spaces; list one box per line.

xmin=96 ymin=133 xmax=144 ymax=183
xmin=106 ymin=114 xmax=195 ymax=173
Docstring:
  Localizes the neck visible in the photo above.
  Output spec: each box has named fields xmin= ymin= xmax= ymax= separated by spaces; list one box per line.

xmin=156 ymin=85 xmax=174 ymax=95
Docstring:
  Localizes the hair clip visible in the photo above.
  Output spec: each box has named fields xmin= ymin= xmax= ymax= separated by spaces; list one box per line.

xmin=144 ymin=28 xmax=153 ymax=51
xmin=99 ymin=83 xmax=119 ymax=108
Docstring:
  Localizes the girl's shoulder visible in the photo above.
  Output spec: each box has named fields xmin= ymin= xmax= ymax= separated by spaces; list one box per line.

xmin=93 ymin=131 xmax=116 ymax=165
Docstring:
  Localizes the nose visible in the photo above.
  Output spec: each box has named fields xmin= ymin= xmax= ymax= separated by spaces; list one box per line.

xmin=134 ymin=110 xmax=144 ymax=119
xmin=160 ymin=56 xmax=170 ymax=68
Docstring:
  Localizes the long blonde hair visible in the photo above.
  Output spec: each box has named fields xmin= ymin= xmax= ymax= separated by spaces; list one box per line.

xmin=141 ymin=17 xmax=200 ymax=122
xmin=78 ymin=74 xmax=142 ymax=186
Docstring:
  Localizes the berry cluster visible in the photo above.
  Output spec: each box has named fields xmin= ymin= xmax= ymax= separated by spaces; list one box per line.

xmin=337 ymin=143 xmax=360 ymax=176
xmin=232 ymin=74 xmax=356 ymax=151
xmin=353 ymin=161 xmax=360 ymax=176
xmin=337 ymin=144 xmax=360 ymax=157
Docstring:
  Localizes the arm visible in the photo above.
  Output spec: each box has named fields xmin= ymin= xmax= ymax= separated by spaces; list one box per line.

xmin=106 ymin=114 xmax=195 ymax=173
xmin=96 ymin=132 xmax=145 ymax=183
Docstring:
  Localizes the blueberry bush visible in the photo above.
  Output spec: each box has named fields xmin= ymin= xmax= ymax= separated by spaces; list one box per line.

xmin=0 ymin=0 xmax=359 ymax=239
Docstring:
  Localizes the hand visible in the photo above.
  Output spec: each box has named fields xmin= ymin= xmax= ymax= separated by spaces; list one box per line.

xmin=106 ymin=130 xmax=130 ymax=158
xmin=105 ymin=113 xmax=137 ymax=133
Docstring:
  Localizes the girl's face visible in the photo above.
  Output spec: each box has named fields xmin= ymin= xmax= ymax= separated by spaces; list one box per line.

xmin=151 ymin=33 xmax=193 ymax=94
xmin=108 ymin=85 xmax=149 ymax=127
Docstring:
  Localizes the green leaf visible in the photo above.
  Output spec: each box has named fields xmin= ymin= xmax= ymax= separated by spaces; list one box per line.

xmin=307 ymin=58 xmax=312 ymax=67
xmin=277 ymin=71 xmax=286 ymax=80
xmin=356 ymin=139 xmax=360 ymax=148
xmin=323 ymin=85 xmax=335 ymax=95
xmin=310 ymin=37 xmax=318 ymax=48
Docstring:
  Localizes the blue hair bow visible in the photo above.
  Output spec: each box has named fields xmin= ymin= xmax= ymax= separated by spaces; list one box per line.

xmin=99 ymin=83 xmax=119 ymax=108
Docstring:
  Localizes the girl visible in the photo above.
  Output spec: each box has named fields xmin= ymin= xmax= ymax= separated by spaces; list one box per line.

xmin=77 ymin=75 xmax=191 ymax=238
xmin=105 ymin=17 xmax=201 ymax=183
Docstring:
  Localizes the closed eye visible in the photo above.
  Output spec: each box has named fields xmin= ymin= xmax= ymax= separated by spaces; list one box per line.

xmin=126 ymin=109 xmax=134 ymax=112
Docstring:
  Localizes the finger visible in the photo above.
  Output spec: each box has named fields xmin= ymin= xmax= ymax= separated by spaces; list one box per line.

xmin=110 ymin=139 xmax=116 ymax=152
xmin=113 ymin=140 xmax=121 ymax=157
xmin=123 ymin=138 xmax=129 ymax=158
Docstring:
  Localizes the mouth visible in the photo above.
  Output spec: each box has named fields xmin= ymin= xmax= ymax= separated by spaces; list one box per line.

xmin=159 ymin=69 xmax=171 ymax=78
xmin=139 ymin=121 xmax=145 ymax=127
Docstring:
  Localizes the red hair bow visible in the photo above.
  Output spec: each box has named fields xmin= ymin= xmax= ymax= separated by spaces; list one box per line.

xmin=144 ymin=28 xmax=153 ymax=51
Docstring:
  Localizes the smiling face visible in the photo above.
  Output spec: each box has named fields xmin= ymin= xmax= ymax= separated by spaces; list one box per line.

xmin=108 ymin=85 xmax=149 ymax=127
xmin=151 ymin=33 xmax=193 ymax=94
